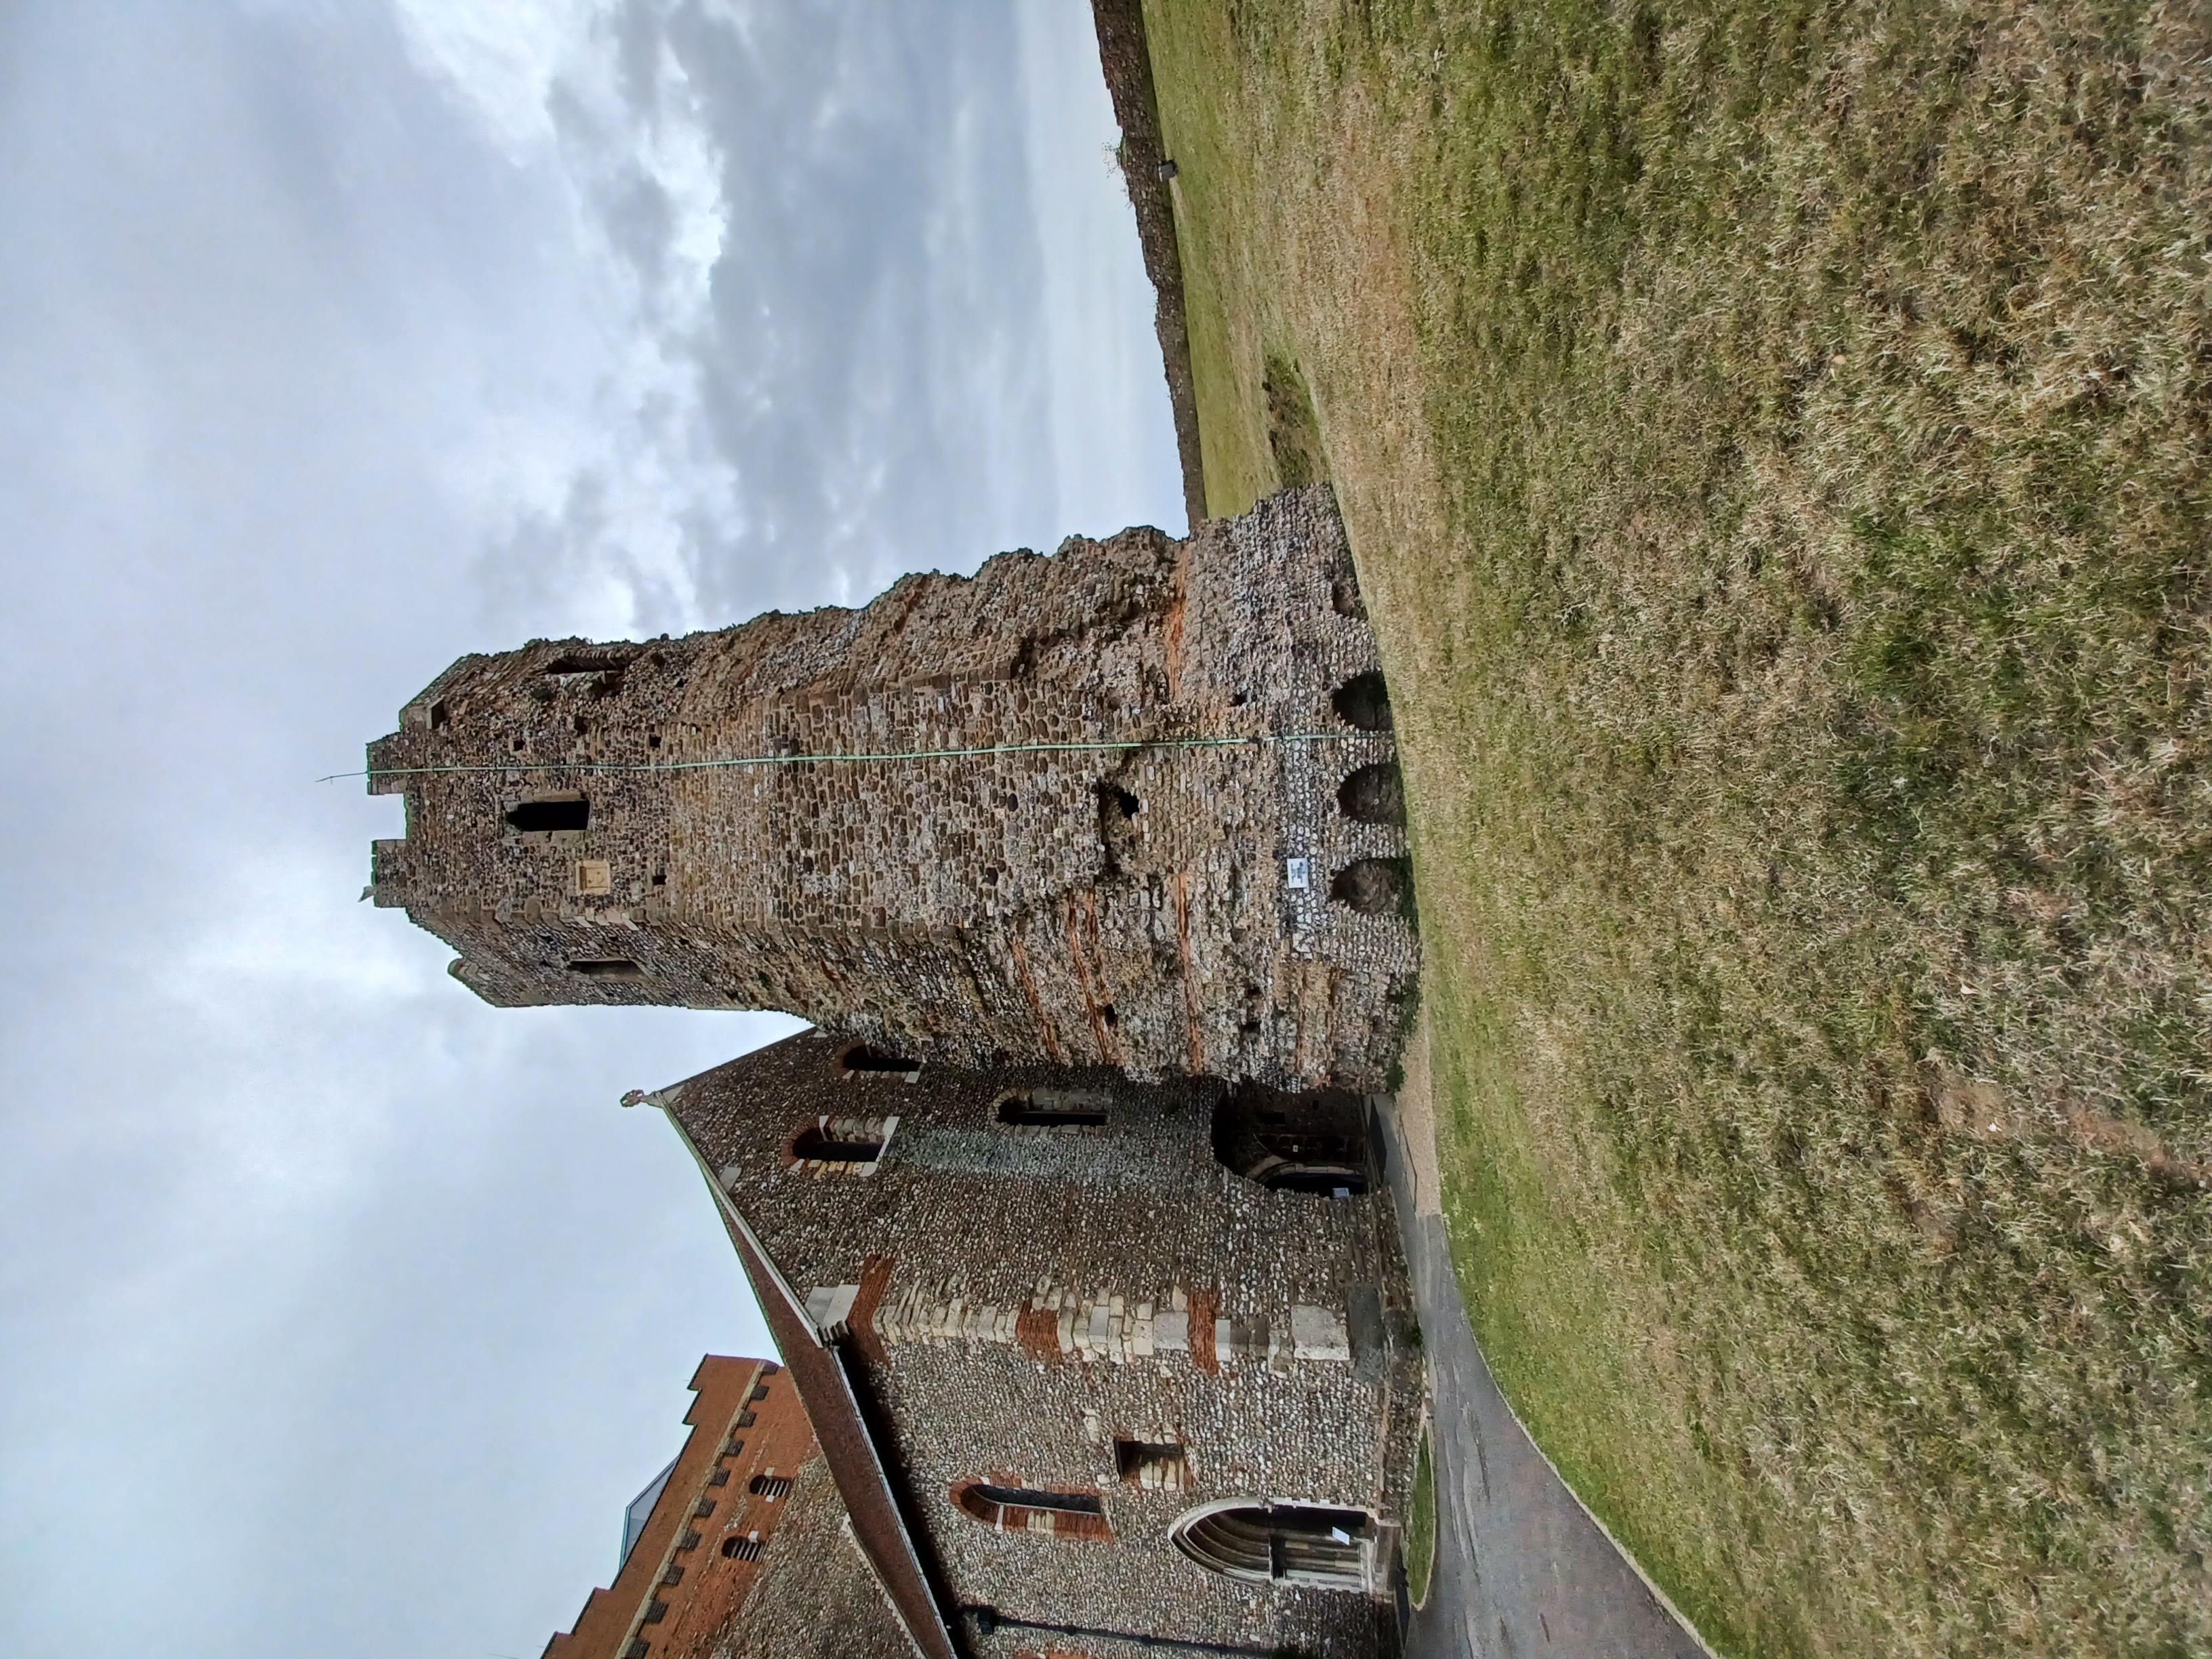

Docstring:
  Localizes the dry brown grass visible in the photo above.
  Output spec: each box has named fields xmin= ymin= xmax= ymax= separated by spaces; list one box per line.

xmin=1144 ymin=1 xmax=2212 ymax=1653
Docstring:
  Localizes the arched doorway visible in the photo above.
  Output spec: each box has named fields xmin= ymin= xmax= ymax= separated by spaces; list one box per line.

xmin=1170 ymin=1499 xmax=1376 ymax=1591
xmin=1210 ymin=1082 xmax=1372 ymax=1197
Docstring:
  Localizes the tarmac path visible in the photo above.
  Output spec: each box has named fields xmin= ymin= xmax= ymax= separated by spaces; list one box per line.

xmin=1375 ymin=1047 xmax=1714 ymax=1659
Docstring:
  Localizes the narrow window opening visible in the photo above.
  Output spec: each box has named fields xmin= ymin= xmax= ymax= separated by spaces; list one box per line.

xmin=1330 ymin=671 xmax=1393 ymax=733
xmin=721 ymin=1536 xmax=764 ymax=1561
xmin=1335 ymin=762 xmax=1406 ymax=826
xmin=1115 ymin=1440 xmax=1191 ymax=1491
xmin=749 ymin=1382 xmax=770 ymax=1402
xmin=837 ymin=1044 xmax=919 ymax=1078
xmin=953 ymin=1481 xmax=1111 ymax=1540
xmin=998 ymin=1090 xmax=1108 ymax=1128
xmin=706 ymin=1469 xmax=729 ymax=1488
xmin=567 ymin=958 xmax=644 ymax=979
xmin=1331 ymin=571 xmax=1367 ymax=619
xmin=573 ymin=714 xmax=590 ymax=736
xmin=648 ymin=732 xmax=662 ymax=750
xmin=506 ymin=796 xmax=588 ymax=834
xmin=790 ymin=1121 xmax=886 ymax=1165
xmin=642 ymin=1601 xmax=669 ymax=1624
xmin=660 ymin=1564 xmax=684 ymax=1586
xmin=1094 ymin=780 xmax=1141 ymax=876
xmin=428 ymin=701 xmax=449 ymax=729
xmin=510 ymin=735 xmax=526 ymax=752
xmin=749 ymin=1474 xmax=794 ymax=1498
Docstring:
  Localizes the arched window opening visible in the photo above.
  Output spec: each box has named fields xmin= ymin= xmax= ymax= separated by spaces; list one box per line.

xmin=1114 ymin=1440 xmax=1191 ymax=1492
xmin=748 ymin=1474 xmax=793 ymax=1498
xmin=1335 ymin=762 xmax=1406 ymax=827
xmin=567 ymin=958 xmax=643 ymax=979
xmin=1330 ymin=857 xmax=1413 ymax=918
xmin=787 ymin=1116 xmax=890 ymax=1168
xmin=997 ymin=1088 xmax=1109 ymax=1128
xmin=837 ymin=1044 xmax=920 ymax=1080
xmin=1170 ymin=1500 xmax=1376 ymax=1591
xmin=1330 ymin=571 xmax=1366 ymax=619
xmin=721 ymin=1534 xmax=764 ymax=1561
xmin=506 ymin=795 xmax=588 ymax=834
xmin=1212 ymin=1083 xmax=1371 ymax=1197
xmin=953 ymin=1482 xmax=1110 ymax=1540
xmin=1330 ymin=672 xmax=1393 ymax=733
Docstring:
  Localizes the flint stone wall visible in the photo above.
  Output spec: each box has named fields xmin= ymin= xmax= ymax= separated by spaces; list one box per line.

xmin=367 ymin=487 xmax=1416 ymax=1090
xmin=662 ymin=1031 xmax=1422 ymax=1658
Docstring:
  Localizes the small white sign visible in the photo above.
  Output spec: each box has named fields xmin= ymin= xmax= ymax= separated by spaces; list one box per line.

xmin=1285 ymin=857 xmax=1310 ymax=891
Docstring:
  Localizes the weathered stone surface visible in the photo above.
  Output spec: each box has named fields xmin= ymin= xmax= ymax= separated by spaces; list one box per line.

xmin=657 ymin=1029 xmax=1425 ymax=1659
xmin=368 ymin=487 xmax=1417 ymax=1091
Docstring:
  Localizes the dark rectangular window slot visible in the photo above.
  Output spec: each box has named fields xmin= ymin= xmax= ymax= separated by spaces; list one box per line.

xmin=721 ymin=1536 xmax=763 ymax=1561
xmin=693 ymin=1499 xmax=716 ymax=1519
xmin=707 ymin=1469 xmax=730 ymax=1488
xmin=967 ymin=1483 xmax=1104 ymax=1515
xmin=642 ymin=1600 xmax=669 ymax=1624
xmin=722 ymin=1438 xmax=744 ymax=1459
xmin=625 ymin=1641 xmax=651 ymax=1659
xmin=1115 ymin=1439 xmax=1192 ymax=1488
xmin=506 ymin=796 xmax=588 ymax=834
xmin=749 ymin=1383 xmax=770 ymax=1401
xmin=661 ymin=1563 xmax=684 ymax=1586
xmin=735 ymin=1410 xmax=757 ymax=1429
xmin=676 ymin=1530 xmax=701 ymax=1551
xmin=428 ymin=701 xmax=448 ymax=729
xmin=999 ymin=1101 xmax=1107 ymax=1128
xmin=748 ymin=1475 xmax=794 ymax=1498
xmin=567 ymin=958 xmax=644 ymax=979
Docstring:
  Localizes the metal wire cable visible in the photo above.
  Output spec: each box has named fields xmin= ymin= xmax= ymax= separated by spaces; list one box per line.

xmin=319 ymin=729 xmax=1359 ymax=785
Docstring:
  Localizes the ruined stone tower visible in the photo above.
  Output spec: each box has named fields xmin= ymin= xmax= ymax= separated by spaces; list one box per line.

xmin=367 ymin=486 xmax=1416 ymax=1089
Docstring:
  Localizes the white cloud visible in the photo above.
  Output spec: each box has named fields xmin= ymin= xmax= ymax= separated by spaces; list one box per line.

xmin=393 ymin=0 xmax=736 ymax=640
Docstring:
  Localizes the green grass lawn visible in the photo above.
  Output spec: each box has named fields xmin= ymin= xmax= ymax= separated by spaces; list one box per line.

xmin=1143 ymin=2 xmax=2212 ymax=1654
xmin=1404 ymin=1425 xmax=1438 ymax=1608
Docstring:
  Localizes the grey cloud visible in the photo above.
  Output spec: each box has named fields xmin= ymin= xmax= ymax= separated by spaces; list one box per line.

xmin=0 ymin=1 xmax=1176 ymax=1656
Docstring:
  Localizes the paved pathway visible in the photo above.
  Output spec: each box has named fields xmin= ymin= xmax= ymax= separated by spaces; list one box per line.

xmin=1374 ymin=1097 xmax=1713 ymax=1659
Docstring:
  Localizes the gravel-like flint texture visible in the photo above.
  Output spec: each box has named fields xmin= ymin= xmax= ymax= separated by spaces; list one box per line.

xmin=367 ymin=486 xmax=1417 ymax=1091
xmin=661 ymin=1029 xmax=1425 ymax=1658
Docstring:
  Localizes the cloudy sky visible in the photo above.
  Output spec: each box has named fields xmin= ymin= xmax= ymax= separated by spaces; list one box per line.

xmin=0 ymin=3 xmax=1180 ymax=1655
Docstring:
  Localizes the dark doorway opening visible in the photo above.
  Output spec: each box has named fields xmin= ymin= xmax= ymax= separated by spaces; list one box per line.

xmin=1330 ymin=671 xmax=1393 ymax=732
xmin=1212 ymin=1083 xmax=1372 ymax=1196
xmin=1172 ymin=1501 xmax=1374 ymax=1589
xmin=1330 ymin=857 xmax=1413 ymax=918
xmin=1336 ymin=762 xmax=1406 ymax=825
